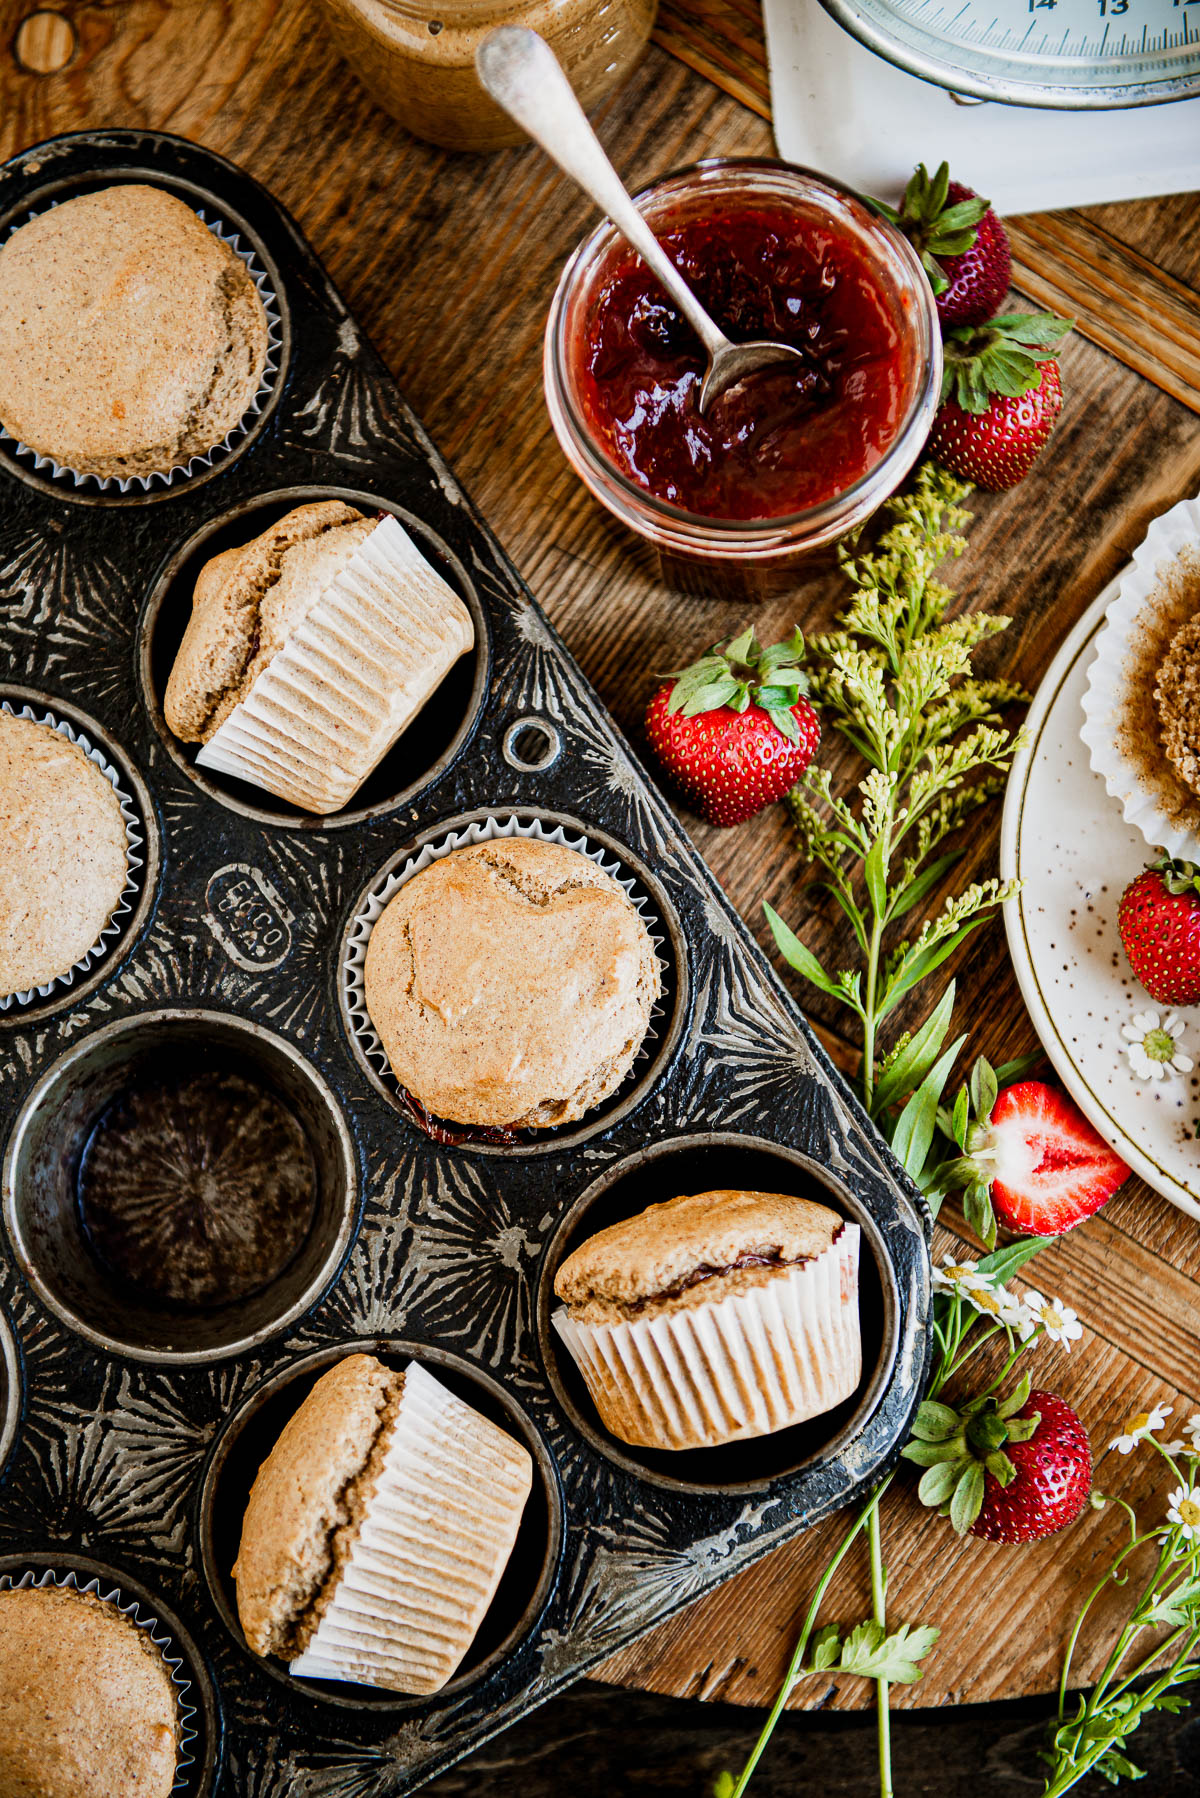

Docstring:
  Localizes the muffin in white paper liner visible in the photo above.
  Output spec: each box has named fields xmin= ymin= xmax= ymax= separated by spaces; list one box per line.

xmin=196 ymin=513 xmax=474 ymax=814
xmin=0 ymin=1567 xmax=198 ymax=1787
xmin=553 ymin=1223 xmax=861 ymax=1451
xmin=289 ymin=1361 xmax=533 ymax=1694
xmin=0 ymin=199 xmax=282 ymax=494
xmin=1080 ymin=495 xmax=1200 ymax=862
xmin=0 ymin=701 xmax=145 ymax=1011
xmin=340 ymin=813 xmax=668 ymax=1129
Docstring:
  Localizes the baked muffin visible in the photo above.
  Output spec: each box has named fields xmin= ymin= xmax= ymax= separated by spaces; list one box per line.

xmin=165 ymin=501 xmax=474 ymax=814
xmin=553 ymin=1189 xmax=862 ymax=1450
xmin=0 ymin=183 xmax=268 ymax=479
xmin=362 ymin=836 xmax=661 ymax=1128
xmin=233 ymin=1353 xmax=532 ymax=1694
xmin=0 ymin=713 xmax=129 ymax=999
xmin=0 ymin=1581 xmax=178 ymax=1797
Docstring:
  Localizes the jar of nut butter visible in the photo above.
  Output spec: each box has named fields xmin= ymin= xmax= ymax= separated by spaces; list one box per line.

xmin=315 ymin=0 xmax=658 ymax=151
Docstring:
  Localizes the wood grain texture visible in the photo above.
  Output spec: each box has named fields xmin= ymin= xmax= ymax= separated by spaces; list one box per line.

xmin=3 ymin=0 xmax=1200 ymax=1718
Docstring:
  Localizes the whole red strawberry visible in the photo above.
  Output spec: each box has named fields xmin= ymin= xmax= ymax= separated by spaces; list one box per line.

xmin=928 ymin=312 xmax=1071 ymax=490
xmin=904 ymin=1379 xmax=1092 ymax=1545
xmin=1117 ymin=858 xmax=1200 ymax=1005
xmin=945 ymin=1066 xmax=1128 ymax=1242
xmin=644 ymin=626 xmax=820 ymax=827
xmin=971 ymin=1390 xmax=1093 ymax=1545
xmin=888 ymin=162 xmax=1012 ymax=328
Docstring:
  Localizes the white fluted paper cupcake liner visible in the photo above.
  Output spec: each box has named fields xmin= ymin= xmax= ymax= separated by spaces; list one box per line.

xmin=1080 ymin=495 xmax=1200 ymax=862
xmin=553 ymin=1224 xmax=862 ymax=1451
xmin=0 ymin=198 xmax=282 ymax=494
xmin=341 ymin=813 xmax=668 ymax=1123
xmin=0 ymin=701 xmax=144 ymax=1011
xmin=0 ymin=1567 xmax=197 ymax=1788
xmin=289 ymin=1361 xmax=533 ymax=1695
xmin=196 ymin=514 xmax=474 ymax=814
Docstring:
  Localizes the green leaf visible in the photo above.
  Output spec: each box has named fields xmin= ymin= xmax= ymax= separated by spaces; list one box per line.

xmin=969 ymin=1056 xmax=998 ymax=1123
xmin=864 ymin=837 xmax=888 ymax=921
xmin=910 ymin=1398 xmax=962 ymax=1442
xmin=951 ymin=1084 xmax=970 ymax=1149
xmin=903 ymin=1439 xmax=965 ymax=1468
xmin=1003 ymin=1413 xmax=1039 ymax=1445
xmin=993 ymin=1051 xmax=1043 ymax=1085
xmin=889 ymin=1035 xmax=967 ymax=1179
xmin=872 ymin=984 xmax=957 ymax=1114
xmin=887 ymin=851 xmax=963 ymax=921
xmin=810 ymin=1623 xmax=842 ymax=1671
xmin=674 ymin=676 xmax=742 ymax=717
xmin=763 ymin=903 xmax=840 ymax=999
xmin=837 ymin=1618 xmax=940 ymax=1685
xmin=949 ymin=1462 xmax=985 ymax=1534
xmin=917 ymin=1459 xmax=962 ymax=1505
xmin=997 ymin=1370 xmax=1033 ymax=1418
xmin=724 ymin=626 xmax=758 ymax=667
xmin=976 ymin=1237 xmax=1046 ymax=1285
xmin=962 ymin=1179 xmax=997 ymax=1253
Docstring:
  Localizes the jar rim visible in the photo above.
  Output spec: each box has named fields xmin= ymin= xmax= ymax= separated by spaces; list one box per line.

xmin=544 ymin=156 xmax=943 ymax=548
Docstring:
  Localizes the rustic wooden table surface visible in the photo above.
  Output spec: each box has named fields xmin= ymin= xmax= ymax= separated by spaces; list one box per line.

xmin=4 ymin=0 xmax=1200 ymax=1752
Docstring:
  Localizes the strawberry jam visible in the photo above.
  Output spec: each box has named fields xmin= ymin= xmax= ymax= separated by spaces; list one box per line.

xmin=576 ymin=202 xmax=913 ymax=523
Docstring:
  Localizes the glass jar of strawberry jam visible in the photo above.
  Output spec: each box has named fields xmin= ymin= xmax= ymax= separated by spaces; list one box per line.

xmin=544 ymin=160 xmax=941 ymax=590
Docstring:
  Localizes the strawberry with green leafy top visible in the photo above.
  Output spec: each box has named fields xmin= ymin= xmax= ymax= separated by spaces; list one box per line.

xmin=904 ymin=1376 xmax=1092 ymax=1543
xmin=1117 ymin=857 xmax=1200 ymax=1006
xmin=928 ymin=311 xmax=1072 ymax=490
xmin=644 ymin=627 xmax=820 ymax=827
xmin=883 ymin=161 xmax=1011 ymax=328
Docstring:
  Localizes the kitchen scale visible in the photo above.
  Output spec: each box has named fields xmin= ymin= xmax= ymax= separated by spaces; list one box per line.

xmin=765 ymin=0 xmax=1200 ymax=212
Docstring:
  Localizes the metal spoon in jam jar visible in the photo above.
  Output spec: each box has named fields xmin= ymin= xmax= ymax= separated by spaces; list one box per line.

xmin=475 ymin=26 xmax=809 ymax=414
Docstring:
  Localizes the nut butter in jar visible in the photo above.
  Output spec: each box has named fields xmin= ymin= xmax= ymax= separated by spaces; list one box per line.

xmin=316 ymin=0 xmax=658 ymax=151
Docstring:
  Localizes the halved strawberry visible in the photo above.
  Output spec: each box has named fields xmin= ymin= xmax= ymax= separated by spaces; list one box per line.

xmin=984 ymin=1081 xmax=1128 ymax=1236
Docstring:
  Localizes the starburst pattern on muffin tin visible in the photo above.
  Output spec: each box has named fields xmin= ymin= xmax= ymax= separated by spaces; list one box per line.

xmin=287 ymin=315 xmax=424 ymax=472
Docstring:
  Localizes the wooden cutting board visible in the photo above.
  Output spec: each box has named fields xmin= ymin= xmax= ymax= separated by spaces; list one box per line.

xmin=4 ymin=0 xmax=1200 ymax=1720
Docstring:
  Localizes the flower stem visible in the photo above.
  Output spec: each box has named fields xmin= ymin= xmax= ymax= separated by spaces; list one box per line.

xmin=869 ymin=1498 xmax=893 ymax=1798
xmin=727 ymin=1478 xmax=893 ymax=1798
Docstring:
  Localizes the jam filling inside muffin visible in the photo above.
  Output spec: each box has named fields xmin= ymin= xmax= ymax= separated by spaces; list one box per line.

xmin=622 ymin=1222 xmax=843 ymax=1316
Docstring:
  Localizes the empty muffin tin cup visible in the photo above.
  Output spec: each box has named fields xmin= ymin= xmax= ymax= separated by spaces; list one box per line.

xmin=0 ymin=697 xmax=148 ymax=1016
xmin=0 ymin=190 xmax=283 ymax=496
xmin=0 ymin=1558 xmax=216 ymax=1795
xmin=538 ymin=1132 xmax=899 ymax=1494
xmin=2 ymin=1010 xmax=358 ymax=1362
xmin=197 ymin=1339 xmax=563 ymax=1711
xmin=340 ymin=809 xmax=685 ymax=1152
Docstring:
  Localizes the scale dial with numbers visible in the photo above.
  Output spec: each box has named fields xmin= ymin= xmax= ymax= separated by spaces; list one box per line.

xmin=817 ymin=0 xmax=1200 ymax=104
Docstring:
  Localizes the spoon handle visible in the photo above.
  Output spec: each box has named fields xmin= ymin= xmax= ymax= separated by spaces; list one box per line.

xmin=475 ymin=26 xmax=728 ymax=362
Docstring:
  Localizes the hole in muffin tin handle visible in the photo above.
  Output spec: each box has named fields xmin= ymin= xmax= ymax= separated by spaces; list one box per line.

xmin=502 ymin=717 xmax=562 ymax=774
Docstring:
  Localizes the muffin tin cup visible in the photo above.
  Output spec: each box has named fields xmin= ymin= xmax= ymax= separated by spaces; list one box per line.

xmin=197 ymin=1340 xmax=564 ymax=1713
xmin=1080 ymin=494 xmax=1200 ymax=862
xmin=0 ymin=693 xmax=153 ymax=1018
xmin=2 ymin=1009 xmax=359 ymax=1363
xmin=340 ymin=810 xmax=678 ymax=1152
xmin=0 ymin=1562 xmax=208 ymax=1793
xmin=0 ymin=198 xmax=283 ymax=497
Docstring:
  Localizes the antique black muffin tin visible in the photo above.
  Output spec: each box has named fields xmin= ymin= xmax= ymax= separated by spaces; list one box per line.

xmin=0 ymin=131 xmax=932 ymax=1793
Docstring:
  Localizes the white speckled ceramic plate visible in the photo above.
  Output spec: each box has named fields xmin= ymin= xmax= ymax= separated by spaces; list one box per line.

xmin=1000 ymin=575 xmax=1200 ymax=1223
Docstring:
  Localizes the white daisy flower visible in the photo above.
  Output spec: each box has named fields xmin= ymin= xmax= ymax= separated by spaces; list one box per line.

xmin=1109 ymin=1402 xmax=1173 ymax=1455
xmin=1162 ymin=1440 xmax=1187 ymax=1456
xmin=1022 ymin=1290 xmax=1084 ymax=1349
xmin=1184 ymin=1414 xmax=1200 ymax=1449
xmin=932 ymin=1258 xmax=993 ymax=1296
xmin=1121 ymin=1010 xmax=1193 ymax=1081
xmin=1167 ymin=1483 xmax=1200 ymax=1543
xmin=964 ymin=1282 xmax=1028 ymax=1331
